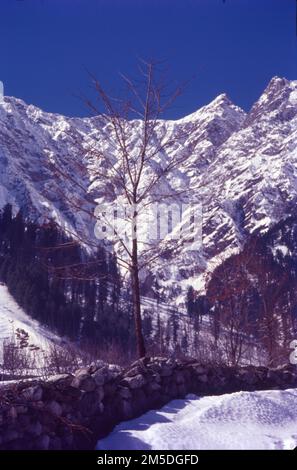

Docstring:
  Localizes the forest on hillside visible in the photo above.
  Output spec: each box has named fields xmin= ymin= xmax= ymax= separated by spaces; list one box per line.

xmin=187 ymin=215 xmax=297 ymax=366
xmin=0 ymin=204 xmax=135 ymax=355
xmin=1 ymin=203 xmax=297 ymax=368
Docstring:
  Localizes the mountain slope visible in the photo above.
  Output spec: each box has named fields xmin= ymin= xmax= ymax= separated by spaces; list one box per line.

xmin=0 ymin=77 xmax=296 ymax=301
xmin=0 ymin=284 xmax=59 ymax=363
xmin=155 ymin=77 xmax=297 ymax=299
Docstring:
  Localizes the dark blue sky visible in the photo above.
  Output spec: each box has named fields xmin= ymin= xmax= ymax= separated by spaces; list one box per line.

xmin=0 ymin=0 xmax=296 ymax=119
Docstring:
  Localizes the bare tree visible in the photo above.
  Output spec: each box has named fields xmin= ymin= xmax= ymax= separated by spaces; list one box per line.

xmin=206 ymin=253 xmax=256 ymax=366
xmin=48 ymin=60 xmax=197 ymax=357
xmin=205 ymin=231 xmax=297 ymax=367
xmin=1 ymin=328 xmax=39 ymax=379
xmin=252 ymin=259 xmax=291 ymax=366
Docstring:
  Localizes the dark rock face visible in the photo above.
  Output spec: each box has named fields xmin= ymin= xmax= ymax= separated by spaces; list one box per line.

xmin=0 ymin=357 xmax=296 ymax=450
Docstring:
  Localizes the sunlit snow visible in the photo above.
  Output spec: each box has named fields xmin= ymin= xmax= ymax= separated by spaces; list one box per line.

xmin=0 ymin=284 xmax=60 ymax=362
xmin=96 ymin=389 xmax=297 ymax=450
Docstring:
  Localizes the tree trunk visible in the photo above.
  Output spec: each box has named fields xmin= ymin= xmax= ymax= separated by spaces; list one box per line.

xmin=131 ymin=236 xmax=146 ymax=358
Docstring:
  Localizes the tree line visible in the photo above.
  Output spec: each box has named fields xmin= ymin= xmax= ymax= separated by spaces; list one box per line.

xmin=0 ymin=204 xmax=135 ymax=352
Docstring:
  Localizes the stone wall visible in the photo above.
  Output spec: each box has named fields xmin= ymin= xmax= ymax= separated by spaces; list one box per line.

xmin=0 ymin=357 xmax=296 ymax=450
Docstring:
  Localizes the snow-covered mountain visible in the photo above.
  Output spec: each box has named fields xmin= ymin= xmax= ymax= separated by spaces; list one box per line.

xmin=156 ymin=76 xmax=297 ymax=299
xmin=0 ymin=76 xmax=296 ymax=300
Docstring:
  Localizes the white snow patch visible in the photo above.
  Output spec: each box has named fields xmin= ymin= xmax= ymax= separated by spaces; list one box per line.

xmin=96 ymin=389 xmax=297 ymax=450
xmin=0 ymin=284 xmax=61 ymax=361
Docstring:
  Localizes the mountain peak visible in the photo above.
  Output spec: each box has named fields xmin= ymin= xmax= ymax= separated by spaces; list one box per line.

xmin=210 ymin=92 xmax=232 ymax=106
xmin=257 ymin=76 xmax=291 ymax=105
xmin=245 ymin=76 xmax=295 ymax=125
xmin=265 ymin=76 xmax=289 ymax=93
xmin=0 ymin=78 xmax=296 ymax=303
xmin=206 ymin=92 xmax=246 ymax=119
xmin=178 ymin=92 xmax=245 ymax=124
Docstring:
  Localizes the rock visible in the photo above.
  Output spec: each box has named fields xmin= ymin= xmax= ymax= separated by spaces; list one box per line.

xmin=160 ymin=365 xmax=173 ymax=377
xmin=165 ymin=358 xmax=176 ymax=367
xmin=27 ymin=421 xmax=42 ymax=437
xmin=17 ymin=414 xmax=30 ymax=427
xmin=132 ymin=388 xmax=147 ymax=414
xmin=39 ymin=411 xmax=57 ymax=427
xmin=61 ymin=402 xmax=72 ymax=414
xmin=62 ymin=433 xmax=74 ymax=448
xmin=175 ymin=372 xmax=185 ymax=384
xmin=267 ymin=370 xmax=278 ymax=382
xmin=32 ymin=400 xmax=44 ymax=410
xmin=125 ymin=364 xmax=145 ymax=377
xmin=93 ymin=368 xmax=106 ymax=386
xmin=148 ymin=363 xmax=161 ymax=373
xmin=148 ymin=381 xmax=161 ymax=392
xmin=74 ymin=367 xmax=90 ymax=377
xmin=147 ymin=390 xmax=162 ymax=408
xmin=49 ymin=436 xmax=62 ymax=450
xmin=107 ymin=364 xmax=122 ymax=378
xmin=8 ymin=406 xmax=17 ymax=420
xmin=118 ymin=399 xmax=133 ymax=420
xmin=125 ymin=366 xmax=140 ymax=377
xmin=193 ymin=365 xmax=206 ymax=375
xmin=57 ymin=385 xmax=81 ymax=402
xmin=151 ymin=356 xmax=166 ymax=363
xmin=128 ymin=357 xmax=149 ymax=371
xmin=35 ymin=434 xmax=50 ymax=450
xmin=104 ymin=382 xmax=116 ymax=397
xmin=3 ymin=429 xmax=19 ymax=443
xmin=160 ymin=393 xmax=172 ymax=406
xmin=89 ymin=360 xmax=106 ymax=374
xmin=15 ymin=405 xmax=27 ymax=414
xmin=282 ymin=370 xmax=295 ymax=384
xmin=47 ymin=400 xmax=63 ymax=417
xmin=122 ymin=374 xmax=146 ymax=389
xmin=118 ymin=386 xmax=132 ymax=399
xmin=46 ymin=374 xmax=73 ymax=387
xmin=98 ymin=402 xmax=104 ymax=413
xmin=244 ymin=370 xmax=257 ymax=385
xmin=71 ymin=374 xmax=96 ymax=392
xmin=177 ymin=383 xmax=187 ymax=396
xmin=79 ymin=390 xmax=103 ymax=416
xmin=153 ymin=373 xmax=161 ymax=383
xmin=97 ymin=386 xmax=104 ymax=402
xmin=198 ymin=374 xmax=208 ymax=383
xmin=22 ymin=385 xmax=43 ymax=401
xmin=168 ymin=383 xmax=178 ymax=398
xmin=183 ymin=369 xmax=191 ymax=382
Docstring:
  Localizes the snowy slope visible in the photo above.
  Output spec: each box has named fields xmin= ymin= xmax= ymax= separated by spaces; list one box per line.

xmin=96 ymin=388 xmax=297 ymax=450
xmin=0 ymin=284 xmax=61 ymax=359
xmin=155 ymin=77 xmax=297 ymax=299
xmin=0 ymin=76 xmax=296 ymax=299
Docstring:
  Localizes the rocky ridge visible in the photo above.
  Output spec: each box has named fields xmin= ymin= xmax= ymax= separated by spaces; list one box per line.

xmin=0 ymin=77 xmax=296 ymax=300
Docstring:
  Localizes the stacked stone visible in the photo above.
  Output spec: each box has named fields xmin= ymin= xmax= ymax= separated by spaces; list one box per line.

xmin=0 ymin=358 xmax=296 ymax=450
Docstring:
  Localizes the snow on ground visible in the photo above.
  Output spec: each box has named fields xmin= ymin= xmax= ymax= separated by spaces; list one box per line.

xmin=0 ymin=284 xmax=60 ymax=360
xmin=96 ymin=389 xmax=297 ymax=450
xmin=142 ymin=296 xmax=262 ymax=365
